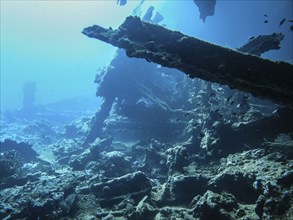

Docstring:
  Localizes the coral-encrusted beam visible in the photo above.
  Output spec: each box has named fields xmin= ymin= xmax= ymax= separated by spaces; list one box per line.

xmin=82 ymin=16 xmax=293 ymax=107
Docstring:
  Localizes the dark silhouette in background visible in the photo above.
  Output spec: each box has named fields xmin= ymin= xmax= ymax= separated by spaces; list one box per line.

xmin=20 ymin=81 xmax=37 ymax=118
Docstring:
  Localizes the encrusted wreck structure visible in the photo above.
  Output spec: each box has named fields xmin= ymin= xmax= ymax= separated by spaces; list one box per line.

xmin=193 ymin=0 xmax=217 ymax=22
xmin=238 ymin=33 xmax=285 ymax=56
xmin=82 ymin=16 xmax=293 ymax=108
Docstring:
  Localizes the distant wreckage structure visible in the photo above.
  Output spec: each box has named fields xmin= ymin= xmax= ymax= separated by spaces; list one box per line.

xmin=82 ymin=16 xmax=293 ymax=108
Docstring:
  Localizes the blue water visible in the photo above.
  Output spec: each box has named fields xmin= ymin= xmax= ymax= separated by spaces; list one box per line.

xmin=1 ymin=2 xmax=293 ymax=219
xmin=1 ymin=0 xmax=292 ymax=112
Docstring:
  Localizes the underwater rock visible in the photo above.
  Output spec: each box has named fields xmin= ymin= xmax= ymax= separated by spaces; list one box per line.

xmin=82 ymin=16 xmax=293 ymax=108
xmin=0 ymin=139 xmax=37 ymax=162
xmin=217 ymin=148 xmax=293 ymax=219
xmin=255 ymin=195 xmax=266 ymax=218
xmin=130 ymin=196 xmax=158 ymax=219
xmin=1 ymin=104 xmax=292 ymax=219
xmin=260 ymin=192 xmax=293 ymax=219
xmin=193 ymin=190 xmax=238 ymax=219
xmin=69 ymin=138 xmax=112 ymax=170
xmin=209 ymin=172 xmax=259 ymax=204
xmin=61 ymin=116 xmax=93 ymax=143
xmin=0 ymin=138 xmax=292 ymax=219
xmin=193 ymin=0 xmax=217 ymax=22
xmin=90 ymin=171 xmax=151 ymax=207
xmin=0 ymin=150 xmax=23 ymax=179
xmin=60 ymin=193 xmax=77 ymax=215
xmin=0 ymin=170 xmax=85 ymax=219
xmin=162 ymin=175 xmax=208 ymax=206
xmin=221 ymin=107 xmax=293 ymax=156
xmin=277 ymin=170 xmax=293 ymax=186
xmin=238 ymin=33 xmax=284 ymax=56
xmin=166 ymin=146 xmax=190 ymax=173
xmin=100 ymin=150 xmax=132 ymax=177
xmin=131 ymin=141 xmax=168 ymax=180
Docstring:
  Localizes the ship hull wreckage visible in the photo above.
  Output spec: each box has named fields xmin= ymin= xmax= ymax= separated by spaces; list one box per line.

xmin=82 ymin=16 xmax=293 ymax=108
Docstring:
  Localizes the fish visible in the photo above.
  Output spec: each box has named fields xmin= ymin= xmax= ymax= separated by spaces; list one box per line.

xmin=117 ymin=0 xmax=127 ymax=6
xmin=264 ymin=14 xmax=268 ymax=17
xmin=290 ymin=25 xmax=293 ymax=31
xmin=264 ymin=20 xmax=268 ymax=23
xmin=288 ymin=20 xmax=293 ymax=22
xmin=249 ymin=36 xmax=255 ymax=40
xmin=279 ymin=18 xmax=286 ymax=26
xmin=184 ymin=112 xmax=190 ymax=117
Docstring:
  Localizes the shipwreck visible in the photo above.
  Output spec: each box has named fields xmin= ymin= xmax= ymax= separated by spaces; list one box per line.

xmin=82 ymin=16 xmax=293 ymax=108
